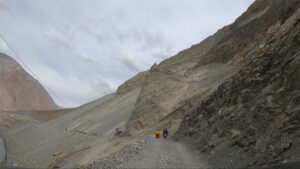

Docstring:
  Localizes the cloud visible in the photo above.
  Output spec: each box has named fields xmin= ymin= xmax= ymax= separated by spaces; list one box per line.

xmin=43 ymin=26 xmax=101 ymax=65
xmin=43 ymin=27 xmax=72 ymax=50
xmin=0 ymin=0 xmax=10 ymax=14
xmin=81 ymin=16 xmax=175 ymax=73
xmin=121 ymin=52 xmax=142 ymax=72
xmin=91 ymin=79 xmax=117 ymax=95
xmin=83 ymin=21 xmax=107 ymax=43
xmin=36 ymin=65 xmax=117 ymax=107
xmin=152 ymin=48 xmax=172 ymax=60
xmin=73 ymin=51 xmax=95 ymax=63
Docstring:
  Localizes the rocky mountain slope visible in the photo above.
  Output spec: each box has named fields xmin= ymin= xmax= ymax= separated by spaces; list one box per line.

xmin=174 ymin=0 xmax=300 ymax=168
xmin=0 ymin=53 xmax=58 ymax=111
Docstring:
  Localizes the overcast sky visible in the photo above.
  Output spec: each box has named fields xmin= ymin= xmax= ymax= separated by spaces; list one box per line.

xmin=0 ymin=0 xmax=254 ymax=107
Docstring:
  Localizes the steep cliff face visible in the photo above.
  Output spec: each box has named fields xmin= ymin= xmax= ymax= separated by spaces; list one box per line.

xmin=174 ymin=1 xmax=300 ymax=168
xmin=0 ymin=53 xmax=58 ymax=111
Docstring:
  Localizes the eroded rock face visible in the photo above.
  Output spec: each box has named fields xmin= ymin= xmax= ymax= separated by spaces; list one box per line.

xmin=0 ymin=53 xmax=58 ymax=111
xmin=174 ymin=4 xmax=300 ymax=167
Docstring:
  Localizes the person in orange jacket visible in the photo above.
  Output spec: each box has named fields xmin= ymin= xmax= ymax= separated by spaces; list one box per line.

xmin=155 ymin=130 xmax=161 ymax=139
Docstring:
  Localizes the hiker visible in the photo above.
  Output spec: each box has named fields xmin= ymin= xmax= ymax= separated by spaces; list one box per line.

xmin=163 ymin=128 xmax=168 ymax=139
xmin=155 ymin=130 xmax=161 ymax=139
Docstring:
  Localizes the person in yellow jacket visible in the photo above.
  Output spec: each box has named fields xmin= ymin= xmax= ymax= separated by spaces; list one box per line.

xmin=155 ymin=130 xmax=161 ymax=139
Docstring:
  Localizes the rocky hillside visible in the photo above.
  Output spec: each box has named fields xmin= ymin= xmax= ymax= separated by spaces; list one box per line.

xmin=174 ymin=0 xmax=300 ymax=168
xmin=0 ymin=53 xmax=58 ymax=111
xmin=125 ymin=0 xmax=300 ymax=136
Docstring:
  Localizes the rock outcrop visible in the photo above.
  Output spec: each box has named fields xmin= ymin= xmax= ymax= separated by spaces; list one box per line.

xmin=0 ymin=53 xmax=58 ymax=111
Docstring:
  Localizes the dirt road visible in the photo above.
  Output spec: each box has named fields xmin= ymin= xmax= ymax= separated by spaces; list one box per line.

xmin=117 ymin=136 xmax=207 ymax=168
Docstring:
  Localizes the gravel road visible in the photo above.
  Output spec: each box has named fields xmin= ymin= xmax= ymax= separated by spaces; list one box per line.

xmin=117 ymin=136 xmax=207 ymax=169
xmin=79 ymin=136 xmax=207 ymax=169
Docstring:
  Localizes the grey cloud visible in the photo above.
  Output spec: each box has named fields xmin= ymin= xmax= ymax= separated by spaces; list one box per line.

xmin=143 ymin=30 xmax=165 ymax=48
xmin=43 ymin=26 xmax=100 ymax=65
xmin=0 ymin=0 xmax=10 ymax=14
xmin=152 ymin=48 xmax=173 ymax=60
xmin=82 ymin=16 xmax=174 ymax=71
xmin=72 ymin=51 xmax=95 ymax=63
xmin=91 ymin=79 xmax=117 ymax=96
xmin=121 ymin=52 xmax=142 ymax=72
xmin=115 ymin=28 xmax=132 ymax=44
xmin=83 ymin=21 xmax=107 ymax=43
xmin=43 ymin=28 xmax=72 ymax=50
xmin=36 ymin=65 xmax=116 ymax=107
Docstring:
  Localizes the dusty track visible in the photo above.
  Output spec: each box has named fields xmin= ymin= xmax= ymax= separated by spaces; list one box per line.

xmin=118 ymin=136 xmax=207 ymax=168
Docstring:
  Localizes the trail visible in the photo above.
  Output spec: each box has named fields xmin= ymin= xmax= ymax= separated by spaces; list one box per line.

xmin=118 ymin=137 xmax=207 ymax=169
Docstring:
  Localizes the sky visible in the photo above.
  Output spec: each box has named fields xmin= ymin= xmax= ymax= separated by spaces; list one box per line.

xmin=0 ymin=0 xmax=255 ymax=107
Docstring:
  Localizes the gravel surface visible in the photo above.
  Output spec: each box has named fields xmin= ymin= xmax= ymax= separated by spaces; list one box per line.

xmin=77 ymin=139 xmax=145 ymax=169
xmin=118 ymin=137 xmax=207 ymax=168
xmin=78 ymin=136 xmax=207 ymax=169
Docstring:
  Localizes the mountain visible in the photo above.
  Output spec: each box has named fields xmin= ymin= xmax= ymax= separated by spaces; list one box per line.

xmin=0 ymin=53 xmax=58 ymax=111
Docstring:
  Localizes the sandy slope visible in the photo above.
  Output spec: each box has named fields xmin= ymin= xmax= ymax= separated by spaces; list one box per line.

xmin=1 ymin=89 xmax=140 ymax=168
